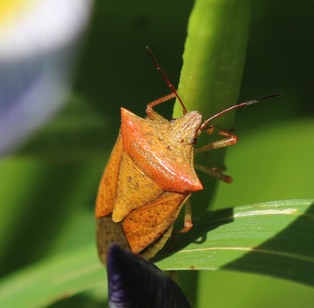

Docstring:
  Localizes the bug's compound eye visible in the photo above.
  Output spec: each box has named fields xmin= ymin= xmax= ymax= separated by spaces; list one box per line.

xmin=190 ymin=138 xmax=197 ymax=145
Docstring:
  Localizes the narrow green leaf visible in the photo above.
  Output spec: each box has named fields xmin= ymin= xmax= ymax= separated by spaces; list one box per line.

xmin=17 ymin=95 xmax=113 ymax=160
xmin=0 ymin=200 xmax=312 ymax=307
xmin=0 ymin=246 xmax=105 ymax=307
xmin=155 ymin=199 xmax=314 ymax=286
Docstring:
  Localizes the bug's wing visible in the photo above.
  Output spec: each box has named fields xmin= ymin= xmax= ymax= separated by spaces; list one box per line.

xmin=96 ymin=215 xmax=131 ymax=265
xmin=112 ymin=150 xmax=164 ymax=222
xmin=95 ymin=134 xmax=123 ymax=218
xmin=123 ymin=192 xmax=190 ymax=254
xmin=140 ymin=224 xmax=174 ymax=260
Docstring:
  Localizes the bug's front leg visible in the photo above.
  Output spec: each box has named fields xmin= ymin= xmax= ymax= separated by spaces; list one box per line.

xmin=146 ymin=93 xmax=176 ymax=121
xmin=194 ymin=130 xmax=238 ymax=153
xmin=194 ymin=131 xmax=238 ymax=183
xmin=195 ymin=164 xmax=233 ymax=183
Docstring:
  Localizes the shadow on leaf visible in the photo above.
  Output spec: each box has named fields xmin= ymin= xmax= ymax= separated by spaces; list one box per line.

xmin=222 ymin=202 xmax=314 ymax=286
xmin=153 ymin=207 xmax=234 ymax=262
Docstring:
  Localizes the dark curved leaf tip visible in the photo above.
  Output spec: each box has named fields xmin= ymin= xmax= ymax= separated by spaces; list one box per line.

xmin=107 ymin=245 xmax=191 ymax=308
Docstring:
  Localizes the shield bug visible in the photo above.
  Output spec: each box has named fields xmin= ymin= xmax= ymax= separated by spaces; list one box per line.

xmin=95 ymin=47 xmax=281 ymax=265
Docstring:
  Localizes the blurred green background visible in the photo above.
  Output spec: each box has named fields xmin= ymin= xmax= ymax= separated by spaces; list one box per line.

xmin=0 ymin=0 xmax=313 ymax=307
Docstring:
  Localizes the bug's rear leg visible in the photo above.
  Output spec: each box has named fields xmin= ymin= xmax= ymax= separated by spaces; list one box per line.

xmin=167 ymin=199 xmax=193 ymax=253
xmin=178 ymin=199 xmax=193 ymax=234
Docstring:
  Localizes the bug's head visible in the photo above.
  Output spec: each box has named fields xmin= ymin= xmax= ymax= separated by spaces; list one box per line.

xmin=170 ymin=110 xmax=202 ymax=146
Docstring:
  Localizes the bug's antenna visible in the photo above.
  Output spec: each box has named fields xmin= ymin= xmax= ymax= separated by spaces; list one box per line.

xmin=146 ymin=46 xmax=187 ymax=115
xmin=200 ymin=93 xmax=282 ymax=131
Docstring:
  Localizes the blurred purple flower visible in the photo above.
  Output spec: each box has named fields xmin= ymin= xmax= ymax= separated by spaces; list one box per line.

xmin=107 ymin=245 xmax=191 ymax=308
xmin=0 ymin=0 xmax=93 ymax=155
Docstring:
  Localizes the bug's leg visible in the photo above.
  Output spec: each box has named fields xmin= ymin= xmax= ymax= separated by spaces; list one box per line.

xmin=166 ymin=199 xmax=193 ymax=253
xmin=195 ymin=130 xmax=238 ymax=153
xmin=195 ymin=164 xmax=232 ymax=183
xmin=146 ymin=92 xmax=176 ymax=120
xmin=194 ymin=130 xmax=237 ymax=183
xmin=178 ymin=199 xmax=193 ymax=234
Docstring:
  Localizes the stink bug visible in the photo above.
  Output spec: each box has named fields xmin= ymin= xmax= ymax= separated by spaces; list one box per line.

xmin=95 ymin=47 xmax=280 ymax=265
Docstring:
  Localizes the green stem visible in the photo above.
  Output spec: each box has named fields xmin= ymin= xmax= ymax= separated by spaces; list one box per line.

xmin=172 ymin=2 xmax=250 ymax=305
xmin=174 ymin=0 xmax=250 ymax=215
xmin=175 ymin=0 xmax=250 ymax=121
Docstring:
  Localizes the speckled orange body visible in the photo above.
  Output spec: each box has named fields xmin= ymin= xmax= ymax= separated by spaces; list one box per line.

xmin=95 ymin=106 xmax=204 ymax=264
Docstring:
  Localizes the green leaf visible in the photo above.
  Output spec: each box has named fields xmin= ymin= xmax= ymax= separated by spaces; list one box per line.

xmin=214 ymin=119 xmax=314 ymax=208
xmin=0 ymin=200 xmax=312 ymax=307
xmin=155 ymin=199 xmax=314 ymax=287
xmin=0 ymin=245 xmax=105 ymax=307
xmin=17 ymin=95 xmax=113 ymax=160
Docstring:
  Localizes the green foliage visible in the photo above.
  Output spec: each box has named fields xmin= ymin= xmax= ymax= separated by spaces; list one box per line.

xmin=0 ymin=200 xmax=313 ymax=307
xmin=0 ymin=0 xmax=313 ymax=307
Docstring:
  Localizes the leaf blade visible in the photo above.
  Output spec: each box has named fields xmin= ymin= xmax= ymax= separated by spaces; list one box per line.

xmin=0 ymin=246 xmax=105 ymax=307
xmin=0 ymin=199 xmax=312 ymax=307
xmin=155 ymin=199 xmax=314 ymax=286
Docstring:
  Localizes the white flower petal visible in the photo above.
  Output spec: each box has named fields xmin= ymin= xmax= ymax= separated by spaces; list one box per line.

xmin=0 ymin=0 xmax=94 ymax=155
